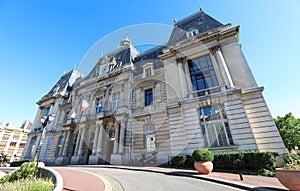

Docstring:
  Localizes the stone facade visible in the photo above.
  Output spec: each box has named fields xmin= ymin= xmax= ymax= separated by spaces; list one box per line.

xmin=22 ymin=9 xmax=286 ymax=166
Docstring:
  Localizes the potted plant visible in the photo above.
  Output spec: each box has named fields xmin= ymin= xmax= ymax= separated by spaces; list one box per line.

xmin=192 ymin=148 xmax=214 ymax=174
xmin=276 ymin=156 xmax=300 ymax=191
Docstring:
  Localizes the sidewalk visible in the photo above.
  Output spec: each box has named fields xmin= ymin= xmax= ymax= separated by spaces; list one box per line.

xmin=54 ymin=165 xmax=288 ymax=191
xmin=54 ymin=167 xmax=105 ymax=191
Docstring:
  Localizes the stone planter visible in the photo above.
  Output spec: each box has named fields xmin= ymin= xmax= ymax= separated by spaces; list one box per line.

xmin=276 ymin=168 xmax=300 ymax=191
xmin=194 ymin=161 xmax=213 ymax=174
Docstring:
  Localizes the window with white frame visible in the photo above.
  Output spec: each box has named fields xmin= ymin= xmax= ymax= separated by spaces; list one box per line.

xmin=188 ymin=54 xmax=219 ymax=95
xmin=145 ymin=124 xmax=156 ymax=152
xmin=145 ymin=68 xmax=152 ymax=77
xmin=186 ymin=28 xmax=199 ymax=38
xmin=199 ymin=105 xmax=233 ymax=148
xmin=143 ymin=62 xmax=154 ymax=78
xmin=112 ymin=92 xmax=120 ymax=111
xmin=96 ymin=97 xmax=103 ymax=112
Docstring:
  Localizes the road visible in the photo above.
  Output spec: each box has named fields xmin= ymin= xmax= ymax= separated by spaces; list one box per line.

xmin=73 ymin=167 xmax=245 ymax=191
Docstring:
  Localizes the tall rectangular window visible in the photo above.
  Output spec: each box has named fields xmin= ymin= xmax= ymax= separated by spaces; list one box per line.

xmin=113 ymin=93 xmax=120 ymax=111
xmin=145 ymin=124 xmax=155 ymax=152
xmin=96 ymin=97 xmax=103 ymax=112
xmin=44 ymin=107 xmax=51 ymax=117
xmin=188 ymin=55 xmax=218 ymax=94
xmin=199 ymin=105 xmax=233 ymax=148
xmin=145 ymin=68 xmax=152 ymax=77
xmin=63 ymin=111 xmax=70 ymax=124
xmin=145 ymin=89 xmax=153 ymax=106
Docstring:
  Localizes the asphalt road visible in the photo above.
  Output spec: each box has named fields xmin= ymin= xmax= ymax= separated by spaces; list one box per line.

xmin=74 ymin=167 xmax=245 ymax=191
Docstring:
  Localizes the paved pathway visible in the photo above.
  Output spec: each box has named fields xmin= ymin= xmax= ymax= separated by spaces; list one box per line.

xmin=54 ymin=167 xmax=105 ymax=191
xmin=53 ymin=165 xmax=289 ymax=191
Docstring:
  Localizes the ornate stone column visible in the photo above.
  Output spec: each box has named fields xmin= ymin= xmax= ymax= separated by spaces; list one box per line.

xmin=211 ymin=46 xmax=234 ymax=88
xmin=92 ymin=126 xmax=100 ymax=154
xmin=113 ymin=122 xmax=120 ymax=154
xmin=74 ymin=129 xmax=81 ymax=155
xmin=118 ymin=120 xmax=126 ymax=153
xmin=97 ymin=122 xmax=104 ymax=154
xmin=78 ymin=127 xmax=86 ymax=155
xmin=62 ymin=130 xmax=71 ymax=156
xmin=177 ymin=57 xmax=188 ymax=98
xmin=59 ymin=131 xmax=67 ymax=156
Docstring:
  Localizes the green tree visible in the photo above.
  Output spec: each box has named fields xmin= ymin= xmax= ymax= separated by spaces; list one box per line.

xmin=274 ymin=113 xmax=300 ymax=152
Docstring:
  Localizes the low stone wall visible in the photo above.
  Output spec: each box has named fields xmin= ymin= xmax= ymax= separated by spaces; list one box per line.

xmin=38 ymin=167 xmax=63 ymax=191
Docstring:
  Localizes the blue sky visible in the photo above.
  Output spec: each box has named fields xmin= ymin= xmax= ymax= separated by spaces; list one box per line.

xmin=0 ymin=0 xmax=299 ymax=127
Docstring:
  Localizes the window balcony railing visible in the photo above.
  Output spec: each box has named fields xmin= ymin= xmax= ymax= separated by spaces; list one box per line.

xmin=190 ymin=85 xmax=226 ymax=98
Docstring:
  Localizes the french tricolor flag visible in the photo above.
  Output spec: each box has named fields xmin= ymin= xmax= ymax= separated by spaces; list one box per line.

xmin=80 ymin=96 xmax=89 ymax=113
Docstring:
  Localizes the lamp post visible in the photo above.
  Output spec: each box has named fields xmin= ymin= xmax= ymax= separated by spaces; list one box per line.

xmin=34 ymin=113 xmax=55 ymax=177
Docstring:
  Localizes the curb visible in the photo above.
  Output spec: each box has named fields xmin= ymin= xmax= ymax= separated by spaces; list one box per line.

xmin=41 ymin=167 xmax=64 ymax=191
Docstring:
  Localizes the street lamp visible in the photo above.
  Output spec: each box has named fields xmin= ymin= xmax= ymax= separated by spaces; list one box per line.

xmin=34 ymin=113 xmax=55 ymax=177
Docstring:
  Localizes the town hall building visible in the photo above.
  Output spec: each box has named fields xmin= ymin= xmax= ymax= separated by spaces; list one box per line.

xmin=21 ymin=9 xmax=286 ymax=166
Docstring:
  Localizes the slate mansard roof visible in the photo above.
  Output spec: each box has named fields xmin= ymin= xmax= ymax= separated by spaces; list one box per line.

xmin=45 ymin=69 xmax=82 ymax=97
xmin=168 ymin=9 xmax=223 ymax=45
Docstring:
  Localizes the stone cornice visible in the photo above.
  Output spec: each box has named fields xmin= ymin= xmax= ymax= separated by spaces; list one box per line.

xmin=159 ymin=25 xmax=239 ymax=60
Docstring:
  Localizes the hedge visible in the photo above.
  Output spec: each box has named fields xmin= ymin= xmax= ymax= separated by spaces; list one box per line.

xmin=213 ymin=152 xmax=279 ymax=171
xmin=170 ymin=155 xmax=193 ymax=169
xmin=170 ymin=151 xmax=279 ymax=171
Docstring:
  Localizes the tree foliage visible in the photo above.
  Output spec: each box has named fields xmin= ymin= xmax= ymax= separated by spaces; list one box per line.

xmin=274 ymin=113 xmax=300 ymax=152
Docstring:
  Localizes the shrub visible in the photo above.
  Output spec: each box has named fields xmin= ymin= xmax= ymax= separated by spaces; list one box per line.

xmin=213 ymin=151 xmax=279 ymax=171
xmin=170 ymin=155 xmax=187 ymax=168
xmin=170 ymin=155 xmax=194 ymax=168
xmin=283 ymin=155 xmax=300 ymax=170
xmin=0 ymin=178 xmax=54 ymax=191
xmin=192 ymin=148 xmax=214 ymax=162
xmin=0 ymin=159 xmax=37 ymax=184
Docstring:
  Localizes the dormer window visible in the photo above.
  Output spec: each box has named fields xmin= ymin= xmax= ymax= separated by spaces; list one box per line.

xmin=186 ymin=29 xmax=199 ymax=38
xmin=143 ymin=62 xmax=154 ymax=78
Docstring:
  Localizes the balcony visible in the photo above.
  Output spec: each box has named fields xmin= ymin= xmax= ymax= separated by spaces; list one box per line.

xmin=189 ymin=85 xmax=227 ymax=98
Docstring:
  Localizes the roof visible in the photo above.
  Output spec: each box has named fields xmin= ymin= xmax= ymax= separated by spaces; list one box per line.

xmin=168 ymin=9 xmax=223 ymax=45
xmin=86 ymin=38 xmax=139 ymax=79
xmin=47 ymin=69 xmax=82 ymax=95
xmin=133 ymin=45 xmax=166 ymax=74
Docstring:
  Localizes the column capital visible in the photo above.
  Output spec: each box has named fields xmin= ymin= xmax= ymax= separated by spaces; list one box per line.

xmin=209 ymin=45 xmax=221 ymax=54
xmin=176 ymin=56 xmax=186 ymax=63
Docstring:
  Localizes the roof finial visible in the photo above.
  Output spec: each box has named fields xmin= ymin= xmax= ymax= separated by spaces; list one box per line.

xmin=173 ymin=16 xmax=177 ymax=25
xmin=126 ymin=32 xmax=130 ymax=40
xmin=199 ymin=6 xmax=204 ymax=13
xmin=120 ymin=33 xmax=131 ymax=47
